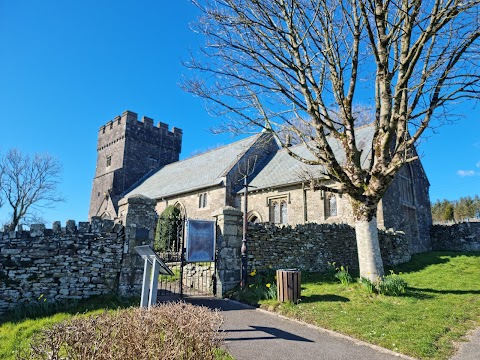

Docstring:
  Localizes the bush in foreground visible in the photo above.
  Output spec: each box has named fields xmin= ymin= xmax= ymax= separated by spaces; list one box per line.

xmin=18 ymin=302 xmax=224 ymax=360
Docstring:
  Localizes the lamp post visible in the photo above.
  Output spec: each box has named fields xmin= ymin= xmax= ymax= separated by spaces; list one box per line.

xmin=241 ymin=176 xmax=248 ymax=290
xmin=239 ymin=156 xmax=257 ymax=290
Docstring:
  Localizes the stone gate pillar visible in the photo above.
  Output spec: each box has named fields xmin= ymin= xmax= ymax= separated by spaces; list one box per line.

xmin=213 ymin=206 xmax=243 ymax=297
xmin=116 ymin=195 xmax=157 ymax=295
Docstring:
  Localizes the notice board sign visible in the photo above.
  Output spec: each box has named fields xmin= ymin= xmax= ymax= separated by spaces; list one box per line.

xmin=186 ymin=219 xmax=216 ymax=262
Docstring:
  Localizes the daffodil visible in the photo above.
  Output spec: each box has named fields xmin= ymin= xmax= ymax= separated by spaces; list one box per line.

xmin=249 ymin=269 xmax=257 ymax=277
xmin=266 ymin=283 xmax=271 ymax=288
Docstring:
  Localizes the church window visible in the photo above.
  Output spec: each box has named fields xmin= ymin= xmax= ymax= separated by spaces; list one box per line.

xmin=280 ymin=201 xmax=288 ymax=224
xmin=106 ymin=155 xmax=112 ymax=167
xmin=199 ymin=193 xmax=208 ymax=208
xmin=270 ymin=198 xmax=288 ymax=224
xmin=326 ymin=194 xmax=337 ymax=217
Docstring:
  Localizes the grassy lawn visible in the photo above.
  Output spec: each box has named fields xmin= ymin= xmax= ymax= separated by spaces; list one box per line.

xmin=257 ymin=252 xmax=480 ymax=359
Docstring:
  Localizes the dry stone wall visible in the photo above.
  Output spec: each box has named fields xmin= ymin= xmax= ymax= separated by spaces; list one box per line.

xmin=0 ymin=195 xmax=157 ymax=316
xmin=247 ymin=223 xmax=411 ymax=272
xmin=431 ymin=222 xmax=480 ymax=251
xmin=0 ymin=219 xmax=125 ymax=315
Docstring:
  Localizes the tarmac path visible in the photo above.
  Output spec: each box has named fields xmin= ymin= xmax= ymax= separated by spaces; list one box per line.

xmin=187 ymin=297 xmax=415 ymax=360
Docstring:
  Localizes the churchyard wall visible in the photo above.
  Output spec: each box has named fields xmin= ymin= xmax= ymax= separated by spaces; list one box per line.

xmin=247 ymin=222 xmax=411 ymax=272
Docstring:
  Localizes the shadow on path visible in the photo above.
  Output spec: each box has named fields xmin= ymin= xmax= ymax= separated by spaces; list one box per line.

xmin=224 ymin=325 xmax=315 ymax=342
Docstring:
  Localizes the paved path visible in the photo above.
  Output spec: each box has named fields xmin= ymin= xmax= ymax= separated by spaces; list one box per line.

xmin=187 ymin=297 xmax=414 ymax=360
xmin=450 ymin=327 xmax=480 ymax=360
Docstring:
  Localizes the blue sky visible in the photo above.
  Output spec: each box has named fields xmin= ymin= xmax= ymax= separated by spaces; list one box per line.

xmin=0 ymin=1 xmax=478 ymax=226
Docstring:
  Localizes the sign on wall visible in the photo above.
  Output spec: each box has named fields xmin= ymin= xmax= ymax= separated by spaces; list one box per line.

xmin=186 ymin=219 xmax=216 ymax=262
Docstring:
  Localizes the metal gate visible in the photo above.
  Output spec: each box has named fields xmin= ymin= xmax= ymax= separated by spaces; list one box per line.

xmin=157 ymin=218 xmax=216 ymax=298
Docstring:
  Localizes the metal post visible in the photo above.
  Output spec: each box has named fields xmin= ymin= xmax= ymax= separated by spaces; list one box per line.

xmin=241 ymin=176 xmax=248 ymax=289
xmin=148 ymin=256 xmax=160 ymax=308
xmin=140 ymin=258 xmax=152 ymax=308
xmin=179 ymin=219 xmax=185 ymax=297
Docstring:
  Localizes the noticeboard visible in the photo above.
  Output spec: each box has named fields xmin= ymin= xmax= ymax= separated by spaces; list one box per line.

xmin=134 ymin=245 xmax=174 ymax=276
xmin=186 ymin=219 xmax=216 ymax=262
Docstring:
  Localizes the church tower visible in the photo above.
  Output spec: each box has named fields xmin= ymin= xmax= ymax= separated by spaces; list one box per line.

xmin=88 ymin=110 xmax=182 ymax=219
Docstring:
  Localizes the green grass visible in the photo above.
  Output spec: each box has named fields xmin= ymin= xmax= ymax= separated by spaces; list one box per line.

xmin=257 ymin=252 xmax=480 ymax=360
xmin=0 ymin=294 xmax=138 ymax=360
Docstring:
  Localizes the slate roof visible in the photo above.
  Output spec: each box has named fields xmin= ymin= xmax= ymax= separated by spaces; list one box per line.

xmin=246 ymin=125 xmax=375 ymax=191
xmin=126 ymin=134 xmax=262 ymax=199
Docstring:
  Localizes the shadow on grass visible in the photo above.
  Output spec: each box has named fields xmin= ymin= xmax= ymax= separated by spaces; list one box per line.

xmin=390 ymin=251 xmax=480 ymax=274
xmin=0 ymin=293 xmax=139 ymax=325
xmin=413 ymin=287 xmax=480 ymax=295
xmin=301 ymin=294 xmax=350 ymax=303
xmin=403 ymin=288 xmax=435 ymax=300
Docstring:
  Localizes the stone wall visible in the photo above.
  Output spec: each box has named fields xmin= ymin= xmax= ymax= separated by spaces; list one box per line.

xmin=0 ymin=195 xmax=157 ymax=316
xmin=0 ymin=219 xmax=125 ymax=315
xmin=431 ymin=222 xmax=480 ymax=251
xmin=247 ymin=223 xmax=411 ymax=273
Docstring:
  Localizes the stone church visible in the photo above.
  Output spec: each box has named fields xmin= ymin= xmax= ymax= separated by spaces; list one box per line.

xmin=89 ymin=110 xmax=432 ymax=254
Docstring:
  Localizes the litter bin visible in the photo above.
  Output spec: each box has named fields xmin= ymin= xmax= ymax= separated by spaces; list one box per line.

xmin=276 ymin=269 xmax=301 ymax=303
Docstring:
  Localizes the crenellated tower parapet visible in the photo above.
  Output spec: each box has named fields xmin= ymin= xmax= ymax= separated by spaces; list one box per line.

xmin=89 ymin=110 xmax=182 ymax=220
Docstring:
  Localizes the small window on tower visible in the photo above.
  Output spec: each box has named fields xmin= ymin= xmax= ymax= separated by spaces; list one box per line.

xmin=106 ymin=155 xmax=112 ymax=167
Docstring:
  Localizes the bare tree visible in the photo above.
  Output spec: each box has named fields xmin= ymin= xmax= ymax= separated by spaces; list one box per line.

xmin=0 ymin=156 xmax=4 ymax=210
xmin=0 ymin=149 xmax=64 ymax=231
xmin=184 ymin=0 xmax=480 ymax=280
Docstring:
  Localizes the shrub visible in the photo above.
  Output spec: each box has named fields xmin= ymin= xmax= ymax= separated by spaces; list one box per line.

xmin=154 ymin=205 xmax=182 ymax=252
xmin=334 ymin=265 xmax=352 ymax=285
xmin=18 ymin=302 xmax=224 ymax=360
xmin=375 ymin=271 xmax=408 ymax=296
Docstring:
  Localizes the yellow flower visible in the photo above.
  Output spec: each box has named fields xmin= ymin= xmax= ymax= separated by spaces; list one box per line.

xmin=249 ymin=269 xmax=257 ymax=277
xmin=266 ymin=283 xmax=271 ymax=288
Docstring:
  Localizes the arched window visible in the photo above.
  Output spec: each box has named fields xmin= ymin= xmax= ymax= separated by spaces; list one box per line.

xmin=326 ymin=195 xmax=337 ymax=217
xmin=281 ymin=201 xmax=288 ymax=224
xmin=198 ymin=193 xmax=208 ymax=208
xmin=273 ymin=201 xmax=280 ymax=223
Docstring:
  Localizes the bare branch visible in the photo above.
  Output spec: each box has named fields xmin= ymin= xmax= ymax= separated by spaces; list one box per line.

xmin=185 ymin=0 xmax=480 ymax=211
xmin=0 ymin=149 xmax=64 ymax=230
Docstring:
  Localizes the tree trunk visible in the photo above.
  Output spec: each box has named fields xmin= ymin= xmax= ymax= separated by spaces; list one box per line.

xmin=354 ymin=216 xmax=384 ymax=282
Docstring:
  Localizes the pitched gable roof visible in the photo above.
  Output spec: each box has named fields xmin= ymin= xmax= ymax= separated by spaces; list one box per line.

xmin=246 ymin=125 xmax=375 ymax=191
xmin=126 ymin=133 xmax=264 ymax=199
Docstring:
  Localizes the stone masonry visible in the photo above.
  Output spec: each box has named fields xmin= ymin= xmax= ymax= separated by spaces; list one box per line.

xmin=0 ymin=195 xmax=156 ymax=316
xmin=89 ymin=110 xmax=182 ymax=220
xmin=247 ymin=222 xmax=411 ymax=273
xmin=0 ymin=219 xmax=124 ymax=315
xmin=431 ymin=222 xmax=480 ymax=251
xmin=213 ymin=206 xmax=243 ymax=296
